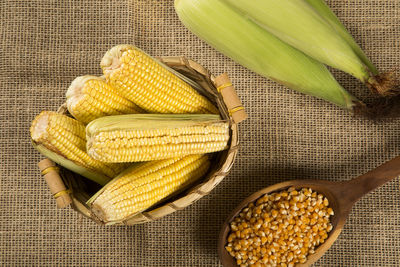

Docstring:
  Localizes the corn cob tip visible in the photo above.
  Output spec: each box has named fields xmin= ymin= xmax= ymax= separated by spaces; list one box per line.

xmin=91 ymin=203 xmax=108 ymax=222
xmin=30 ymin=111 xmax=51 ymax=142
xmin=67 ymin=75 xmax=101 ymax=98
xmin=66 ymin=76 xmax=101 ymax=109
xmin=66 ymin=74 xmax=144 ymax=124
xmin=30 ymin=111 xmax=125 ymax=185
xmin=101 ymin=44 xmax=135 ymax=75
xmin=66 ymin=76 xmax=98 ymax=123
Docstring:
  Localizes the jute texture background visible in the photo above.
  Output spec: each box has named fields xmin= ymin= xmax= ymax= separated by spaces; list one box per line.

xmin=1 ymin=0 xmax=399 ymax=266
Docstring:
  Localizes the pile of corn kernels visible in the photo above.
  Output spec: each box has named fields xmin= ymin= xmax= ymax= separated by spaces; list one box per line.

xmin=225 ymin=187 xmax=334 ymax=267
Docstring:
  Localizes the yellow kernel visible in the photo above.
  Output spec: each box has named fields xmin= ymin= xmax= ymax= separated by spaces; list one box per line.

xmin=271 ymin=209 xmax=278 ymax=218
xmin=255 ymin=207 xmax=262 ymax=215
xmin=262 ymin=255 xmax=269 ymax=263
xmin=261 ymin=236 xmax=268 ymax=244
xmin=327 ymin=208 xmax=334 ymax=215
xmin=260 ymin=247 xmax=267 ymax=255
xmin=228 ymin=233 xmax=236 ymax=240
xmin=288 ymin=187 xmax=295 ymax=192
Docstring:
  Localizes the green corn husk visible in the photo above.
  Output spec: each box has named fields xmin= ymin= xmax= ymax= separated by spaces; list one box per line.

xmin=30 ymin=111 xmax=126 ymax=185
xmin=304 ymin=0 xmax=399 ymax=97
xmin=223 ymin=0 xmax=399 ymax=97
xmin=175 ymin=0 xmax=361 ymax=111
xmin=222 ymin=0 xmax=371 ymax=82
xmin=304 ymin=0 xmax=378 ymax=75
xmin=32 ymin=142 xmax=111 ymax=186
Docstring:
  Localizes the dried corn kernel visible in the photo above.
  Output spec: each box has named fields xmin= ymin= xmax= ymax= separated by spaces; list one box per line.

xmin=225 ymin=188 xmax=334 ymax=266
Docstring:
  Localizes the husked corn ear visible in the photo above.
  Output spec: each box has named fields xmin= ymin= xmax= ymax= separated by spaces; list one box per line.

xmin=30 ymin=111 xmax=126 ymax=185
xmin=66 ymin=75 xmax=143 ymax=124
xmin=86 ymin=114 xmax=230 ymax=162
xmin=88 ymin=154 xmax=210 ymax=222
xmin=100 ymin=45 xmax=218 ymax=114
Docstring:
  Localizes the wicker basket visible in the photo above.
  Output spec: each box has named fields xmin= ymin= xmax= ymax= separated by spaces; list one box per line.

xmin=37 ymin=56 xmax=246 ymax=225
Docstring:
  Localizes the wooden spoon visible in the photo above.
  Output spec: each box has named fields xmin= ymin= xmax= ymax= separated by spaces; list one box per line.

xmin=218 ymin=156 xmax=400 ymax=267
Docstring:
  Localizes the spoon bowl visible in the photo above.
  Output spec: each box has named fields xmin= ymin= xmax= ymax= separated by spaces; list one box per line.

xmin=218 ymin=156 xmax=400 ymax=266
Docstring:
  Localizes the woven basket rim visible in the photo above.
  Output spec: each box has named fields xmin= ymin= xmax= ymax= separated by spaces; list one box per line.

xmin=51 ymin=56 xmax=242 ymax=225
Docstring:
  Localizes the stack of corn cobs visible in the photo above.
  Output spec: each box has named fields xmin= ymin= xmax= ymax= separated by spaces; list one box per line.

xmin=30 ymin=45 xmax=229 ymax=223
xmin=175 ymin=0 xmax=399 ymax=114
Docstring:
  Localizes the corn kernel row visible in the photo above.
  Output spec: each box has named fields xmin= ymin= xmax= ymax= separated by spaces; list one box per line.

xmin=89 ymin=154 xmax=211 ymax=222
xmin=86 ymin=114 xmax=230 ymax=163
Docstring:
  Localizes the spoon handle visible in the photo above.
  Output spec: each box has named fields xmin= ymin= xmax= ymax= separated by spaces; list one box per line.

xmin=336 ymin=155 xmax=400 ymax=208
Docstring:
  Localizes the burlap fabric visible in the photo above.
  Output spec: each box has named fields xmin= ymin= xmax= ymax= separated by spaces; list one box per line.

xmin=1 ymin=0 xmax=399 ymax=266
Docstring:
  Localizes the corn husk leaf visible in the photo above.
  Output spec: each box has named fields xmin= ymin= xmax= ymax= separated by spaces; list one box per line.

xmin=32 ymin=141 xmax=111 ymax=186
xmin=221 ymin=0 xmax=370 ymax=82
xmin=304 ymin=0 xmax=378 ymax=75
xmin=175 ymin=0 xmax=360 ymax=110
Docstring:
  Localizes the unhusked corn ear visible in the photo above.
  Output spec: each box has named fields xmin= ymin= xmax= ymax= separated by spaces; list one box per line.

xmin=304 ymin=0 xmax=378 ymax=75
xmin=88 ymin=154 xmax=210 ymax=222
xmin=223 ymin=0 xmax=370 ymax=82
xmin=66 ymin=75 xmax=144 ymax=124
xmin=86 ymin=114 xmax=230 ymax=162
xmin=100 ymin=44 xmax=218 ymax=114
xmin=30 ymin=111 xmax=126 ymax=185
xmin=175 ymin=0 xmax=361 ymax=111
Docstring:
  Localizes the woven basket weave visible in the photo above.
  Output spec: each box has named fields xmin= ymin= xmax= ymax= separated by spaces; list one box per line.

xmin=40 ymin=56 xmax=245 ymax=225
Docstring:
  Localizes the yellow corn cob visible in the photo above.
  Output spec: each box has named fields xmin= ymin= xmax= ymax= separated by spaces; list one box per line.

xmin=86 ymin=114 xmax=230 ymax=162
xmin=100 ymin=44 xmax=218 ymax=114
xmin=88 ymin=154 xmax=210 ymax=222
xmin=66 ymin=75 xmax=144 ymax=124
xmin=30 ymin=111 xmax=126 ymax=185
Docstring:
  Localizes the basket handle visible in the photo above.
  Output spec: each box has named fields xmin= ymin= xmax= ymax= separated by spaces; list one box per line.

xmin=214 ymin=73 xmax=247 ymax=123
xmin=38 ymin=159 xmax=72 ymax=208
